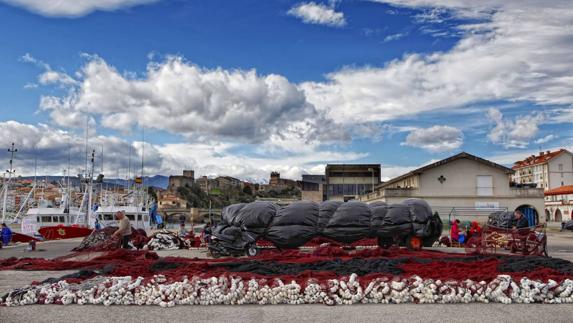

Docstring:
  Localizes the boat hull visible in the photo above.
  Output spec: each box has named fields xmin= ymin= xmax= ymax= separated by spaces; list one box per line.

xmin=11 ymin=232 xmax=41 ymax=243
xmin=38 ymin=226 xmax=93 ymax=240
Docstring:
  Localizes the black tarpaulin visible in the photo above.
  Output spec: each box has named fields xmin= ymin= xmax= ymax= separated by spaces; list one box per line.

xmin=232 ymin=201 xmax=277 ymax=228
xmin=271 ymin=202 xmax=319 ymax=227
xmin=318 ymin=201 xmax=342 ymax=228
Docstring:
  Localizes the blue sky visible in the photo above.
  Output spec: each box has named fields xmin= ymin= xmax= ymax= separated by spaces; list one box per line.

xmin=0 ymin=0 xmax=572 ymax=182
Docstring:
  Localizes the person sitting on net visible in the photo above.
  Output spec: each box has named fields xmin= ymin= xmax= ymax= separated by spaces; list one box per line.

xmin=513 ymin=210 xmax=529 ymax=229
xmin=468 ymin=221 xmax=482 ymax=238
xmin=512 ymin=210 xmax=530 ymax=253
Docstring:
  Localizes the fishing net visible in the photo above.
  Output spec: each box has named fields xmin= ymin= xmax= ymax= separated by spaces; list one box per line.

xmin=3 ymin=247 xmax=572 ymax=285
xmin=144 ymin=229 xmax=190 ymax=250
xmin=72 ymin=227 xmax=149 ymax=252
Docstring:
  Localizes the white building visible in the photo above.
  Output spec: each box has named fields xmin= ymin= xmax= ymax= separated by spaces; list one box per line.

xmin=544 ymin=185 xmax=573 ymax=222
xmin=360 ymin=152 xmax=545 ymax=224
xmin=511 ymin=149 xmax=573 ymax=190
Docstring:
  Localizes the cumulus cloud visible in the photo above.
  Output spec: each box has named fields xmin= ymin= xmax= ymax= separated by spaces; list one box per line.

xmin=33 ymin=55 xmax=347 ymax=151
xmin=401 ymin=125 xmax=463 ymax=152
xmin=288 ymin=2 xmax=346 ymax=27
xmin=1 ymin=0 xmax=158 ymax=17
xmin=302 ymin=0 xmax=573 ymax=124
xmin=0 ymin=121 xmax=364 ymax=182
xmin=487 ymin=108 xmax=544 ymax=148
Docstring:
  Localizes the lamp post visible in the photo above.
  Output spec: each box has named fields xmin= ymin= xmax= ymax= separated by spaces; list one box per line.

xmin=367 ymin=167 xmax=375 ymax=195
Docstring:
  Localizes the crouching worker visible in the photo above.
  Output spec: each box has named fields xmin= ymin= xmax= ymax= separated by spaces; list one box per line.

xmin=112 ymin=211 xmax=132 ymax=249
xmin=1 ymin=223 xmax=13 ymax=247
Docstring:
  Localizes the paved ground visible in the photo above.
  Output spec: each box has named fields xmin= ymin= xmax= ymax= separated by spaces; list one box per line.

xmin=2 ymin=303 xmax=573 ymax=323
xmin=0 ymin=231 xmax=572 ymax=323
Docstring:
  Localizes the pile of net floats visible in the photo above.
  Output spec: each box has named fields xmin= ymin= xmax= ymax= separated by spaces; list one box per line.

xmin=2 ymin=247 xmax=573 ymax=306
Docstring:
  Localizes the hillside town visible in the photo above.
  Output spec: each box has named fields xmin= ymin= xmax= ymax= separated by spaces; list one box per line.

xmin=3 ymin=149 xmax=571 ymax=227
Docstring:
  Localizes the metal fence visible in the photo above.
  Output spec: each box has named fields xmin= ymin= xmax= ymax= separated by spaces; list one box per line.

xmin=432 ymin=206 xmax=508 ymax=227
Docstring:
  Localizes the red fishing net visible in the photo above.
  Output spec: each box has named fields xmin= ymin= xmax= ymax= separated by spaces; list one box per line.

xmin=2 ymin=247 xmax=571 ymax=287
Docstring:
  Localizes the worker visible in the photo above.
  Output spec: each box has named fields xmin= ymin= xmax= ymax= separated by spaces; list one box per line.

xmin=1 ymin=223 xmax=13 ymax=246
xmin=112 ymin=211 xmax=132 ymax=249
xmin=450 ymin=219 xmax=461 ymax=244
xmin=468 ymin=221 xmax=482 ymax=238
xmin=179 ymin=223 xmax=187 ymax=238
xmin=94 ymin=219 xmax=102 ymax=230
xmin=513 ymin=210 xmax=529 ymax=229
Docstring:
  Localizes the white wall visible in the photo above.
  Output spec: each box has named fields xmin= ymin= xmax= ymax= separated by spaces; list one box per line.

xmin=417 ymin=158 xmax=513 ymax=197
xmin=548 ymin=152 xmax=573 ymax=189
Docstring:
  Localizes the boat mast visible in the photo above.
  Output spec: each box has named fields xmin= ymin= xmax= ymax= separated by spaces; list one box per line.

xmin=87 ymin=149 xmax=95 ymax=228
xmin=2 ymin=143 xmax=17 ymax=222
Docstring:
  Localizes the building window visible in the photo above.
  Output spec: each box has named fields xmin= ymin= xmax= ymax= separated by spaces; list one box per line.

xmin=558 ymin=164 xmax=563 ymax=171
xmin=476 ymin=175 xmax=493 ymax=196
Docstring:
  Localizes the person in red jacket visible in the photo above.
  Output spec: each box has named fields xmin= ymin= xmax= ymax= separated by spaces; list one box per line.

xmin=468 ymin=221 xmax=482 ymax=238
xmin=450 ymin=219 xmax=460 ymax=243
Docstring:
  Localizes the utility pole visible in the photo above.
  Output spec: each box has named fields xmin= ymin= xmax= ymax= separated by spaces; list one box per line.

xmin=2 ymin=143 xmax=17 ymax=222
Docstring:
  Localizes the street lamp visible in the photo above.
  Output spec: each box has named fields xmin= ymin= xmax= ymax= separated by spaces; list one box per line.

xmin=367 ymin=167 xmax=375 ymax=194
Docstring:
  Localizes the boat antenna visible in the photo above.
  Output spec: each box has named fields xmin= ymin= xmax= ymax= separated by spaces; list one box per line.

xmin=128 ymin=143 xmax=132 ymax=190
xmin=2 ymin=143 xmax=17 ymax=222
xmin=101 ymin=145 xmax=104 ymax=174
xmin=67 ymin=134 xmax=71 ymax=205
xmin=141 ymin=127 xmax=145 ymax=187
xmin=34 ymin=149 xmax=37 ymax=205
xmin=85 ymin=116 xmax=89 ymax=177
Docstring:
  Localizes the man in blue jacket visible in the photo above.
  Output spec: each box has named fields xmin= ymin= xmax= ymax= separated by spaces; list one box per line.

xmin=1 ymin=223 xmax=13 ymax=246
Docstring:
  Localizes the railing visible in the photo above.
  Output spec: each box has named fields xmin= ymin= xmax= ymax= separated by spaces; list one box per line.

xmin=509 ymin=187 xmax=544 ymax=198
xmin=432 ymin=206 xmax=508 ymax=226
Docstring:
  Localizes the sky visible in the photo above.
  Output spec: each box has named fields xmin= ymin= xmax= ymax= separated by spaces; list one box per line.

xmin=0 ymin=0 xmax=572 ymax=182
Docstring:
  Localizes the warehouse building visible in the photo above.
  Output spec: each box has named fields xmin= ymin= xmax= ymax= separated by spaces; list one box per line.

xmin=359 ymin=152 xmax=545 ymax=225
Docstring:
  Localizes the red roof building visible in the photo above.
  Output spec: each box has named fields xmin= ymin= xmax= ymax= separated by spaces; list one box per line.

xmin=511 ymin=149 xmax=573 ymax=191
xmin=544 ymin=185 xmax=573 ymax=222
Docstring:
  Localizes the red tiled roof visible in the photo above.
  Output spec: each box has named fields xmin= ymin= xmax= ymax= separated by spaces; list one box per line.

xmin=512 ymin=149 xmax=570 ymax=169
xmin=545 ymin=185 xmax=573 ymax=196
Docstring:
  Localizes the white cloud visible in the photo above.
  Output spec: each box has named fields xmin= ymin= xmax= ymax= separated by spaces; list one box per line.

xmin=288 ymin=2 xmax=346 ymax=27
xmin=401 ymin=125 xmax=463 ymax=152
xmin=534 ymin=134 xmax=558 ymax=145
xmin=38 ymin=70 xmax=78 ymax=86
xmin=302 ymin=0 xmax=573 ymax=124
xmin=487 ymin=108 xmax=544 ymax=148
xmin=0 ymin=121 xmax=364 ymax=182
xmin=383 ymin=32 xmax=407 ymax=42
xmin=33 ymin=55 xmax=347 ymax=151
xmin=1 ymin=0 xmax=158 ymax=17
